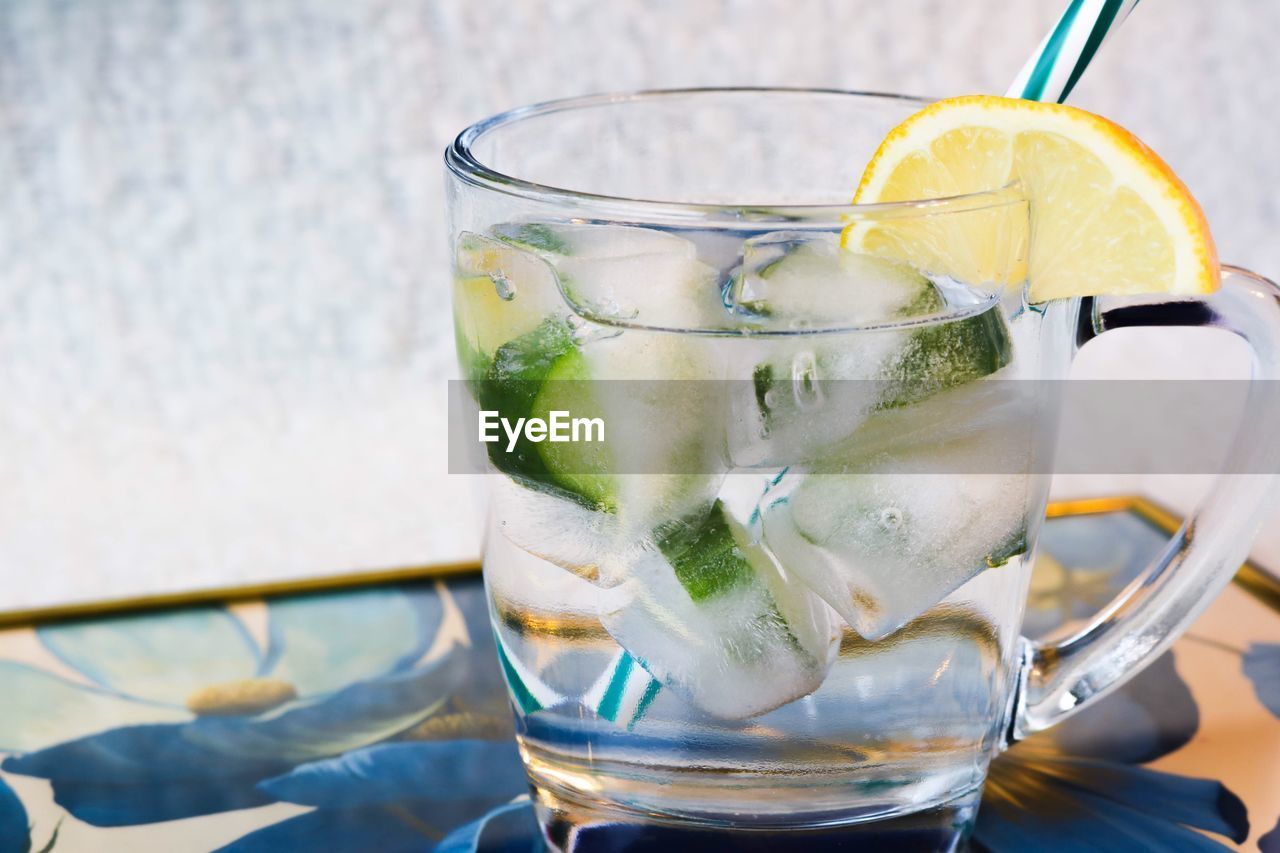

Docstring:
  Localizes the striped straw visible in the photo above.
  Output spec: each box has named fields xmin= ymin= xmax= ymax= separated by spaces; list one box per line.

xmin=585 ymin=649 xmax=663 ymax=730
xmin=1007 ymin=0 xmax=1140 ymax=103
xmin=493 ymin=629 xmax=563 ymax=715
xmin=496 ymin=625 xmax=662 ymax=726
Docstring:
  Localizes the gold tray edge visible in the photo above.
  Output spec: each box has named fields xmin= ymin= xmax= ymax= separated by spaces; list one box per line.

xmin=0 ymin=559 xmax=482 ymax=629
xmin=1052 ymin=494 xmax=1280 ymax=614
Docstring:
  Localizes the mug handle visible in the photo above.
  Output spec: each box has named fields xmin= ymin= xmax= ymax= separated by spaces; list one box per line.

xmin=1008 ymin=265 xmax=1280 ymax=742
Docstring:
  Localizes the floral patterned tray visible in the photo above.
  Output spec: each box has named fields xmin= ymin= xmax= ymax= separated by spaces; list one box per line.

xmin=0 ymin=497 xmax=1277 ymax=852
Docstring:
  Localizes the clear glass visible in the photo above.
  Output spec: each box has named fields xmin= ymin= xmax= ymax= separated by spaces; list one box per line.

xmin=443 ymin=89 xmax=1280 ymax=847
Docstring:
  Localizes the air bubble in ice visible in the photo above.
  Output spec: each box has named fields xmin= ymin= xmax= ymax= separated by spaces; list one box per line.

xmin=791 ymin=351 xmax=823 ymax=409
xmin=572 ymin=324 xmax=623 ymax=346
xmin=491 ymin=272 xmax=516 ymax=301
xmin=580 ymin=296 xmax=640 ymax=321
xmin=878 ymin=507 xmax=904 ymax=532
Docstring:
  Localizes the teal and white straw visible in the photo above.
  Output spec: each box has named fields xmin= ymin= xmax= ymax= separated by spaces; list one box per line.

xmin=1007 ymin=0 xmax=1140 ymax=103
xmin=585 ymin=650 xmax=663 ymax=729
xmin=497 ymin=626 xmax=661 ymax=727
xmin=494 ymin=629 xmax=563 ymax=715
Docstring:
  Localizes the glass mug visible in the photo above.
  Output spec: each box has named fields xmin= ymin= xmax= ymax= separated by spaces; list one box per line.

xmin=444 ymin=89 xmax=1280 ymax=847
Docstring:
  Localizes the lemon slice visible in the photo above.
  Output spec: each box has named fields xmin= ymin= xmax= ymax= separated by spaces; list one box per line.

xmin=846 ymin=95 xmax=1219 ymax=301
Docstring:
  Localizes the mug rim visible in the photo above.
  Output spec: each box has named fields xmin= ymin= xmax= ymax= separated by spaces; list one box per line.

xmin=445 ymin=87 xmax=1026 ymax=227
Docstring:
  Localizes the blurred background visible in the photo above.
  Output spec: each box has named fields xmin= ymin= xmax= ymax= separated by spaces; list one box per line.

xmin=2 ymin=0 xmax=1277 ymax=610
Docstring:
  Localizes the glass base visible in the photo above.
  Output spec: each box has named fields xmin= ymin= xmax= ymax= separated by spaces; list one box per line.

xmin=532 ymin=783 xmax=982 ymax=852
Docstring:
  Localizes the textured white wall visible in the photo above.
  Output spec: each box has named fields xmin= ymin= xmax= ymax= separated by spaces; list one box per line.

xmin=2 ymin=0 xmax=1277 ymax=608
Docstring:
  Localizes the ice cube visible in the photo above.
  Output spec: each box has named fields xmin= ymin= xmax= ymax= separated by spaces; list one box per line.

xmin=498 ymin=474 xmax=727 ymax=591
xmin=484 ymin=530 xmax=621 ymax=709
xmin=726 ymin=337 xmax=894 ymax=468
xmin=478 ymin=303 xmax=728 ymax=548
xmin=491 ymin=475 xmax=623 ymax=587
xmin=762 ymin=435 xmax=1036 ymax=641
xmin=722 ymin=233 xmax=943 ymax=468
xmin=495 ymin=221 xmax=697 ymax=262
xmin=494 ymin=222 xmax=727 ymax=330
xmin=562 ymin=328 xmax=729 ymax=539
xmin=816 ymin=371 xmax=1052 ymax=469
xmin=601 ymin=501 xmax=838 ymax=719
xmin=724 ymin=245 xmax=1014 ymax=467
xmin=454 ymin=232 xmax=565 ymax=374
xmin=727 ymin=232 xmax=934 ymax=327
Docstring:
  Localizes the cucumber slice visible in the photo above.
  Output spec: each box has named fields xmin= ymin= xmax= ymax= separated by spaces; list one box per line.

xmin=657 ymin=501 xmax=834 ymax=667
xmin=530 ymin=330 xmax=727 ymax=526
xmin=478 ymin=319 xmax=593 ymax=507
xmin=654 ymin=501 xmax=757 ymax=602
xmin=733 ymin=237 xmax=1012 ymax=466
xmin=877 ymin=302 xmax=1012 ymax=409
xmin=482 ymin=318 xmax=726 ymax=529
xmin=528 ymin=346 xmax=617 ymax=511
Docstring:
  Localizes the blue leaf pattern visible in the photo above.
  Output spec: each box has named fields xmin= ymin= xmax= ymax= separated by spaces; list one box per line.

xmin=37 ymin=608 xmax=262 ymax=706
xmin=436 ymin=798 xmax=540 ymax=853
xmin=0 ymin=775 xmax=29 ymax=853
xmin=263 ymin=587 xmax=442 ymax=696
xmin=2 ymin=724 xmax=289 ymax=825
xmin=218 ymin=794 xmax=508 ymax=852
xmin=0 ymin=584 xmax=470 ymax=828
xmin=973 ymin=651 xmax=1248 ymax=852
xmin=1260 ymin=815 xmax=1280 ymax=853
xmin=214 ymin=804 xmax=443 ymax=852
xmin=184 ymin=651 xmax=468 ymax=764
xmin=1243 ymin=643 xmax=1280 ymax=719
xmin=0 ymin=559 xmax=1269 ymax=850
xmin=258 ymin=740 xmax=525 ymax=807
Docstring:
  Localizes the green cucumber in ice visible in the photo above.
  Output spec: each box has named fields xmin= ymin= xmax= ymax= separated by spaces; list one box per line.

xmin=478 ymin=319 xmax=601 ymax=509
xmin=877 ymin=300 xmax=1012 ymax=409
xmin=654 ymin=501 xmax=757 ymax=602
xmin=530 ymin=334 xmax=726 ymax=523
xmin=493 ymin=222 xmax=573 ymax=256
xmin=741 ymin=238 xmax=1010 ymax=399
xmin=649 ymin=501 xmax=830 ymax=669
xmin=601 ymin=498 xmax=835 ymax=719
xmin=484 ymin=328 xmax=724 ymax=525
xmin=528 ymin=347 xmax=618 ymax=511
